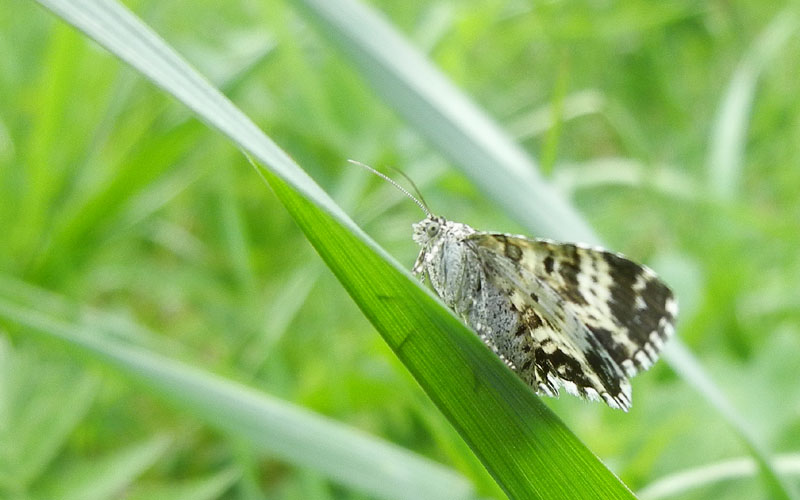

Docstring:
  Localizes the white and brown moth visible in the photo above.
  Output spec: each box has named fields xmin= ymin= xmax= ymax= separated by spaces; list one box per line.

xmin=352 ymin=161 xmax=677 ymax=411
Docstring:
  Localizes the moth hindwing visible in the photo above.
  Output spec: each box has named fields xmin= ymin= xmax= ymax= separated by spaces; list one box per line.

xmin=412 ymin=215 xmax=677 ymax=411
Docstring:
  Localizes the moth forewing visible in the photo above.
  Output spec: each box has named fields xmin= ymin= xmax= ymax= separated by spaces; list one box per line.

xmin=350 ymin=160 xmax=676 ymax=411
xmin=413 ymin=219 xmax=676 ymax=411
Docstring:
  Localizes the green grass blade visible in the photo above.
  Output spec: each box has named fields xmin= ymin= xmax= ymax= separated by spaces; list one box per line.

xmin=255 ymin=164 xmax=636 ymax=499
xmin=0 ymin=338 xmax=97 ymax=491
xmin=707 ymin=9 xmax=797 ymax=201
xmin=286 ymin=1 xmax=796 ymax=497
xmin=638 ymin=453 xmax=800 ymax=500
xmin=32 ymin=0 xmax=636 ymax=497
xmin=33 ymin=435 xmax=172 ymax=500
xmin=290 ymin=0 xmax=599 ymax=244
xmin=0 ymin=297 xmax=476 ymax=500
xmin=663 ymin=342 xmax=798 ymax=500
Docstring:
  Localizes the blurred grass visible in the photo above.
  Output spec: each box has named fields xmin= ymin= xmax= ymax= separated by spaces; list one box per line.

xmin=1 ymin=0 xmax=800 ymax=499
xmin=11 ymin=0 xmax=638 ymax=497
xmin=0 ymin=291 xmax=476 ymax=500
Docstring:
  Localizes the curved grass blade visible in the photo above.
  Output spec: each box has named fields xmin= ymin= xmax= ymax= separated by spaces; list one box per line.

xmin=254 ymin=163 xmax=637 ymax=500
xmin=0 ymin=296 xmax=476 ymax=500
xmin=663 ymin=343 xmax=798 ymax=500
xmin=638 ymin=453 xmax=800 ymax=500
xmin=291 ymin=0 xmax=598 ymax=244
xmin=31 ymin=0 xmax=636 ymax=498
xmin=285 ymin=1 xmax=795 ymax=497
xmin=707 ymin=10 xmax=797 ymax=201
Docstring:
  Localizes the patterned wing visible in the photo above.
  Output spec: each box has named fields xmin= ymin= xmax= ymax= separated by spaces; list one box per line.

xmin=468 ymin=233 xmax=677 ymax=410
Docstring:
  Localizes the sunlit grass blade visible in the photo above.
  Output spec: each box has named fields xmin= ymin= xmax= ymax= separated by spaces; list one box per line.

xmin=550 ymin=158 xmax=700 ymax=201
xmin=638 ymin=453 xmax=800 ymax=500
xmin=287 ymin=1 xmax=796 ymax=497
xmin=663 ymin=342 xmax=798 ymax=500
xmin=0 ymin=297 xmax=477 ymax=500
xmin=708 ymin=8 xmax=798 ymax=201
xmin=254 ymin=163 xmax=637 ymax=499
xmin=509 ymin=90 xmax=606 ymax=141
xmin=290 ymin=0 xmax=599 ymax=244
xmin=707 ymin=9 xmax=797 ymax=201
xmin=32 ymin=0 xmax=637 ymax=498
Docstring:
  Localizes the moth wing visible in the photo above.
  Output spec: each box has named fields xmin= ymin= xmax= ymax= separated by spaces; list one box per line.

xmin=469 ymin=232 xmax=677 ymax=410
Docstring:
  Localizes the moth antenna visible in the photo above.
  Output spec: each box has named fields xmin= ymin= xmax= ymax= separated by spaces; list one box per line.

xmin=347 ymin=159 xmax=432 ymax=217
xmin=384 ymin=165 xmax=432 ymax=216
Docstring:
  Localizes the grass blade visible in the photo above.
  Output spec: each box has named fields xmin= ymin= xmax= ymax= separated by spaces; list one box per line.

xmin=255 ymin=164 xmax=636 ymax=499
xmin=31 ymin=0 xmax=636 ymax=498
xmin=33 ymin=435 xmax=172 ymax=500
xmin=663 ymin=342 xmax=798 ymax=500
xmin=291 ymin=0 xmax=599 ymax=244
xmin=287 ymin=1 xmax=796 ymax=497
xmin=638 ymin=453 xmax=800 ymax=500
xmin=0 ymin=296 xmax=476 ymax=500
xmin=707 ymin=10 xmax=797 ymax=201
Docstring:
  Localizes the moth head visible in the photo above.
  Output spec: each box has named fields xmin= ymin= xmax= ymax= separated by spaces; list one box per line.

xmin=412 ymin=216 xmax=445 ymax=246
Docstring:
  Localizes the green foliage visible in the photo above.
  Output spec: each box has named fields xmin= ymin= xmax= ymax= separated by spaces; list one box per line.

xmin=1 ymin=0 xmax=799 ymax=498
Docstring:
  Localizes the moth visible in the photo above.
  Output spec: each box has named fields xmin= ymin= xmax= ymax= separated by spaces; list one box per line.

xmin=351 ymin=161 xmax=677 ymax=410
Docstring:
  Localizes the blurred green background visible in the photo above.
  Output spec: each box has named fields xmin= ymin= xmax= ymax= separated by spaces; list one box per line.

xmin=2 ymin=0 xmax=799 ymax=499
